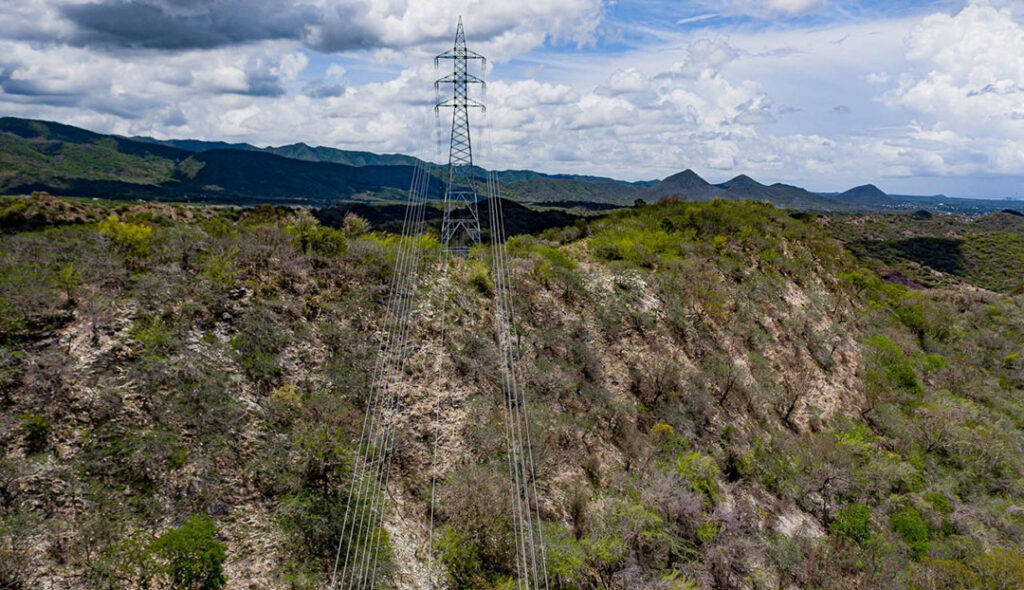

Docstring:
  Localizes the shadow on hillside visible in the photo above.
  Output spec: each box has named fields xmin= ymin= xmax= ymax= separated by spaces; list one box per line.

xmin=853 ymin=237 xmax=966 ymax=274
xmin=314 ymin=198 xmax=585 ymax=239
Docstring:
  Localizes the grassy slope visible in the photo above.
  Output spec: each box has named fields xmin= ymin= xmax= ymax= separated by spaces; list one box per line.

xmin=0 ymin=197 xmax=1022 ymax=589
xmin=0 ymin=120 xmax=185 ymax=190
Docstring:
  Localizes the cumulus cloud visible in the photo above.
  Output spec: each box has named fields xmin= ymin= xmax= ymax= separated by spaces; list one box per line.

xmin=1 ymin=0 xmax=602 ymax=56
xmin=303 ymin=64 xmax=348 ymax=98
xmin=2 ymin=0 xmax=1023 ymax=194
xmin=663 ymin=37 xmax=737 ymax=79
xmin=882 ymin=0 xmax=1024 ymax=174
xmin=602 ymin=68 xmax=651 ymax=95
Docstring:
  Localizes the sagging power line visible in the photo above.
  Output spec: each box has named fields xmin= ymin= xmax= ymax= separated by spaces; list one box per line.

xmin=330 ymin=17 xmax=549 ymax=590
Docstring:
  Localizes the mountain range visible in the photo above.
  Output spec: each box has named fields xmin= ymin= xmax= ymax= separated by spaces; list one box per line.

xmin=1 ymin=116 xmax=1016 ymax=213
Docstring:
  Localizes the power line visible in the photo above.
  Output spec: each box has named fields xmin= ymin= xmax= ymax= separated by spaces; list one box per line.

xmin=332 ymin=18 xmax=548 ymax=589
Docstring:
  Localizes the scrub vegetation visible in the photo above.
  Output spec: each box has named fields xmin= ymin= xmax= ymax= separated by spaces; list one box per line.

xmin=0 ymin=195 xmax=1021 ymax=589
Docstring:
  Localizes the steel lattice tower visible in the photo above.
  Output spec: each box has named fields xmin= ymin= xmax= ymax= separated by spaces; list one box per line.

xmin=436 ymin=17 xmax=486 ymax=254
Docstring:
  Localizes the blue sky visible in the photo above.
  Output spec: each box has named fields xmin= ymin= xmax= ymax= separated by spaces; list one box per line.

xmin=1 ymin=0 xmax=1022 ymax=197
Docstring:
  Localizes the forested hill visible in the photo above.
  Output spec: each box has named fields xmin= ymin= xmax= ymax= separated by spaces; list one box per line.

xmin=1 ymin=194 xmax=1022 ymax=588
xmin=0 ymin=117 xmax=648 ymax=206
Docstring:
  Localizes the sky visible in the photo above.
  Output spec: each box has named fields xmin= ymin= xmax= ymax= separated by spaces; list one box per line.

xmin=1 ymin=0 xmax=1023 ymax=197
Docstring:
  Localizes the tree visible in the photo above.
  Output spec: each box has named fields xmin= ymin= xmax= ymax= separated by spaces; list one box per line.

xmin=152 ymin=515 xmax=227 ymax=590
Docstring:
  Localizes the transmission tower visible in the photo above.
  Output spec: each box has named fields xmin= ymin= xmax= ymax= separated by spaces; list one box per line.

xmin=331 ymin=19 xmax=548 ymax=590
xmin=436 ymin=17 xmax=486 ymax=254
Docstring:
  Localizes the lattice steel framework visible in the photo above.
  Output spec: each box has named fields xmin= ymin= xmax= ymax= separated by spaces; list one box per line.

xmin=435 ymin=17 xmax=486 ymax=254
xmin=332 ymin=19 xmax=548 ymax=590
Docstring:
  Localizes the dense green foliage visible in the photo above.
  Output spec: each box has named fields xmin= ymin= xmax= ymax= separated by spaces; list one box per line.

xmin=151 ymin=515 xmax=228 ymax=589
xmin=0 ymin=196 xmax=1021 ymax=589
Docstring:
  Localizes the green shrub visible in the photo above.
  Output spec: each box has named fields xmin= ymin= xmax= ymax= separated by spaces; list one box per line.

xmin=200 ymin=217 xmax=236 ymax=239
xmin=99 ymin=214 xmax=153 ymax=258
xmin=230 ymin=308 xmax=288 ymax=390
xmin=0 ymin=298 xmax=26 ymax=344
xmin=1004 ymin=352 xmax=1020 ymax=370
xmin=865 ymin=334 xmax=922 ymax=399
xmin=543 ymin=524 xmax=587 ymax=589
xmin=467 ymin=261 xmax=494 ymax=297
xmin=696 ymin=520 xmax=718 ymax=546
xmin=152 ymin=514 xmax=227 ymax=590
xmin=435 ymin=527 xmax=486 ymax=589
xmin=130 ymin=315 xmax=175 ymax=358
xmin=890 ymin=506 xmax=930 ymax=560
xmin=55 ymin=263 xmax=79 ymax=304
xmin=924 ymin=491 xmax=953 ymax=515
xmin=677 ymin=452 xmax=721 ymax=505
xmin=17 ymin=413 xmax=50 ymax=453
xmin=830 ymin=503 xmax=872 ymax=545
xmin=202 ymin=247 xmax=239 ymax=288
xmin=287 ymin=219 xmax=347 ymax=257
xmin=341 ymin=212 xmax=370 ymax=238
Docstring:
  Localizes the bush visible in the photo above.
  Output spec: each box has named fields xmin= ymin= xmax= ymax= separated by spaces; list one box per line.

xmin=99 ymin=214 xmax=154 ymax=258
xmin=287 ymin=218 xmax=347 ymax=257
xmin=17 ymin=413 xmax=50 ymax=453
xmin=677 ymin=452 xmax=721 ymax=505
xmin=130 ymin=314 xmax=176 ymax=358
xmin=152 ymin=514 xmax=227 ymax=590
xmin=231 ymin=308 xmax=289 ymax=390
xmin=201 ymin=247 xmax=239 ymax=289
xmin=341 ymin=212 xmax=370 ymax=238
xmin=830 ymin=503 xmax=872 ymax=545
xmin=435 ymin=528 xmax=486 ymax=589
xmin=890 ymin=506 xmax=930 ymax=561
xmin=865 ymin=335 xmax=922 ymax=400
xmin=467 ymin=261 xmax=494 ymax=297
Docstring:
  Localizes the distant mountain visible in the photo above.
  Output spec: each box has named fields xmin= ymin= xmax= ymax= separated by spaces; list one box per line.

xmin=1 ymin=116 xmax=649 ymax=205
xmin=642 ymin=170 xmax=855 ymax=211
xmin=718 ymin=175 xmax=851 ymax=210
xmin=836 ymin=184 xmax=893 ymax=206
xmin=264 ymin=143 xmax=424 ymax=168
xmin=3 ymin=116 xmax=1015 ymax=214
xmin=491 ymin=169 xmax=657 ymax=186
xmin=643 ymin=169 xmax=722 ymax=201
xmin=136 ymin=133 xmax=654 ymax=189
xmin=130 ymin=129 xmax=649 ymax=203
xmin=132 ymin=137 xmax=262 ymax=153
xmin=501 ymin=177 xmax=644 ymax=205
xmin=0 ymin=117 xmax=430 ymax=204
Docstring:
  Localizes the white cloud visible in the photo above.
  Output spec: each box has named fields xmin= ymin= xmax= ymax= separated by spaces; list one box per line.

xmin=0 ymin=0 xmax=603 ymax=60
xmin=664 ymin=37 xmax=737 ymax=79
xmin=2 ymin=0 xmax=1024 ymax=196
xmin=883 ymin=0 xmax=1024 ymax=173
xmin=604 ymin=68 xmax=651 ymax=94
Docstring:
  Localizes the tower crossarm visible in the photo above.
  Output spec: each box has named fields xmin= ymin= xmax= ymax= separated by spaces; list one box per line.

xmin=435 ymin=97 xmax=486 ymax=111
xmin=435 ymin=72 xmax=486 ymax=87
xmin=435 ymin=49 xmax=486 ymax=63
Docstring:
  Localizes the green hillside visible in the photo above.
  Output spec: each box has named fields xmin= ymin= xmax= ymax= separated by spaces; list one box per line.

xmin=830 ymin=211 xmax=1024 ymax=293
xmin=0 ymin=118 xmax=187 ymax=188
xmin=1 ymin=196 xmax=1022 ymax=588
xmin=0 ymin=117 xmax=645 ymax=206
